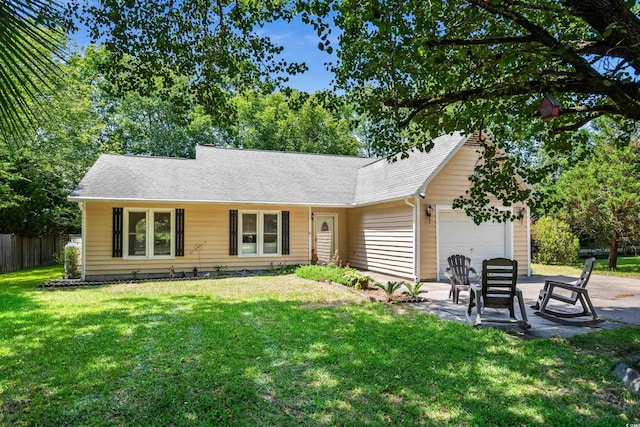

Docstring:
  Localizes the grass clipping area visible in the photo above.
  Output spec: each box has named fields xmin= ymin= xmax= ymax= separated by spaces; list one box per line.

xmin=1 ymin=266 xmax=639 ymax=425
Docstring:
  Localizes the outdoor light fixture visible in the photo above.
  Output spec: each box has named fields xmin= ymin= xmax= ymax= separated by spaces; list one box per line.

xmin=519 ymin=207 xmax=526 ymax=223
xmin=426 ymin=205 xmax=432 ymax=223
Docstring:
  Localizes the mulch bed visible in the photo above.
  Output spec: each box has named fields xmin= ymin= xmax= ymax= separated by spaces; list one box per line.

xmin=38 ymin=270 xmax=276 ymax=288
xmin=350 ymin=286 xmax=428 ymax=304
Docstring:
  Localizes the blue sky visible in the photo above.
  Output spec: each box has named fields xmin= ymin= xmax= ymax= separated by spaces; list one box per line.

xmin=258 ymin=17 xmax=338 ymax=92
xmin=71 ymin=15 xmax=337 ymax=93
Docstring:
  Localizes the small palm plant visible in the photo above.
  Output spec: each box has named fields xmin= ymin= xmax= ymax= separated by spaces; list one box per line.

xmin=375 ymin=281 xmax=405 ymax=302
xmin=402 ymin=282 xmax=429 ymax=302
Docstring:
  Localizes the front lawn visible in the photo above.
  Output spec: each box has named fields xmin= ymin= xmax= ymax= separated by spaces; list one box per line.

xmin=1 ymin=266 xmax=639 ymax=425
xmin=533 ymin=256 xmax=640 ymax=279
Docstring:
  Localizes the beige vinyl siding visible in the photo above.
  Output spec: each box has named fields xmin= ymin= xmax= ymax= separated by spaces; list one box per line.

xmin=346 ymin=200 xmax=414 ymax=279
xmin=83 ymin=201 xmax=310 ymax=279
xmin=419 ymin=143 xmax=530 ymax=279
xmin=512 ymin=205 xmax=530 ymax=275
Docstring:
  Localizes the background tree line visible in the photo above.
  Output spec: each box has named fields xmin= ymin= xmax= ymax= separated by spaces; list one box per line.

xmin=0 ymin=44 xmax=364 ymax=237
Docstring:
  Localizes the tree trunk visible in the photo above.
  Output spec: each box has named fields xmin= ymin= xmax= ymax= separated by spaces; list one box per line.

xmin=608 ymin=235 xmax=618 ymax=270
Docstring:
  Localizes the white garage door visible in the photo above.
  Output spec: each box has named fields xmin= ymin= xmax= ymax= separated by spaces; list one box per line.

xmin=438 ymin=210 xmax=511 ymax=279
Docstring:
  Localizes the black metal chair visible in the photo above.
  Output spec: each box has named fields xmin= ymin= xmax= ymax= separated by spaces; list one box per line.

xmin=466 ymin=257 xmax=530 ymax=330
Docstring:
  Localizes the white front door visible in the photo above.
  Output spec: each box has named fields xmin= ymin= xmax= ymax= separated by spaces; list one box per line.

xmin=315 ymin=215 xmax=335 ymax=265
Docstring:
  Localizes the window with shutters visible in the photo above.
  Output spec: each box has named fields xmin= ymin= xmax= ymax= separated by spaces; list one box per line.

xmin=123 ymin=208 xmax=175 ymax=259
xmin=238 ymin=211 xmax=281 ymax=256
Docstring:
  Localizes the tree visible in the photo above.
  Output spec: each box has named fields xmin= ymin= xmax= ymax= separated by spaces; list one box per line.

xmin=310 ymin=0 xmax=640 ymax=220
xmin=0 ymin=0 xmax=68 ymax=139
xmin=231 ymin=91 xmax=361 ymax=155
xmin=0 ymin=46 xmax=108 ymax=236
xmin=0 ymin=146 xmax=81 ymax=236
xmin=78 ymin=0 xmax=309 ymax=123
xmin=104 ymin=78 xmax=224 ymax=158
xmin=325 ymin=0 xmax=640 ymax=140
xmin=553 ymin=123 xmax=640 ymax=269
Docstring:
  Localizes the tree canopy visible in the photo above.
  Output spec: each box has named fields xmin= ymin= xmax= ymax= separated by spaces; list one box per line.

xmin=553 ymin=119 xmax=640 ymax=269
xmin=325 ymin=1 xmax=640 ymax=141
xmin=76 ymin=0 xmax=312 ymax=123
xmin=306 ymin=0 xmax=640 ymax=219
xmin=229 ymin=91 xmax=360 ymax=155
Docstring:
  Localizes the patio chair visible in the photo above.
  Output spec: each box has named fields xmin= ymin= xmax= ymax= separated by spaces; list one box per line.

xmin=445 ymin=254 xmax=477 ymax=304
xmin=533 ymin=257 xmax=602 ymax=326
xmin=466 ymin=258 xmax=530 ymax=330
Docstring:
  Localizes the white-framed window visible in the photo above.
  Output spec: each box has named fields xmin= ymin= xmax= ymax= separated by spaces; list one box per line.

xmin=239 ymin=211 xmax=281 ymax=256
xmin=124 ymin=208 xmax=174 ymax=259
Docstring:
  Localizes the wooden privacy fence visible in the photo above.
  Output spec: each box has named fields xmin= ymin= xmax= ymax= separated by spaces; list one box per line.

xmin=0 ymin=234 xmax=66 ymax=273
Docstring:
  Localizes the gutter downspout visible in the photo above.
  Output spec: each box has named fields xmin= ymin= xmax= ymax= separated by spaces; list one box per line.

xmin=308 ymin=206 xmax=312 ymax=264
xmin=526 ymin=206 xmax=531 ymax=277
xmin=404 ymin=197 xmax=420 ymax=282
xmin=79 ymin=202 xmax=86 ymax=280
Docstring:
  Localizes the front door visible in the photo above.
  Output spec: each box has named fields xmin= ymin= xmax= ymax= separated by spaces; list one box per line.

xmin=315 ymin=215 xmax=335 ymax=265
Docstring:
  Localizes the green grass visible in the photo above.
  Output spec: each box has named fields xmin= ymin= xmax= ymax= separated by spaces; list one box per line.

xmin=1 ymin=266 xmax=639 ymax=425
xmin=533 ymin=256 xmax=640 ymax=278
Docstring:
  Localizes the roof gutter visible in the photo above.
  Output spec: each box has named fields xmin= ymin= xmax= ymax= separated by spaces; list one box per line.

xmin=66 ymin=196 xmax=351 ymax=208
xmin=404 ymin=197 xmax=420 ymax=282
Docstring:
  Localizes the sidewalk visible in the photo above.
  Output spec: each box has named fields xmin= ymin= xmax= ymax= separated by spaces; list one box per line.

xmin=364 ymin=271 xmax=640 ymax=339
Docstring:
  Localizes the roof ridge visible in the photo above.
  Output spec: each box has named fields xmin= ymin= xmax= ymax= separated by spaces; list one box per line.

xmin=196 ymin=145 xmax=372 ymax=161
xmin=100 ymin=153 xmax=193 ymax=161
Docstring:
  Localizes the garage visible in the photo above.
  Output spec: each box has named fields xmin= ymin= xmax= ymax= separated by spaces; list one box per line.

xmin=437 ymin=209 xmax=512 ymax=279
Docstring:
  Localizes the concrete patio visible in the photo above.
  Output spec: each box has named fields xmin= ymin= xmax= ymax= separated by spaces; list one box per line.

xmin=367 ymin=271 xmax=640 ymax=339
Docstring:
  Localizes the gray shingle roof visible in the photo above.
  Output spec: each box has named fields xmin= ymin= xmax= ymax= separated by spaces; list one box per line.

xmin=69 ymin=132 xmax=468 ymax=206
xmin=354 ymin=133 xmax=467 ymax=205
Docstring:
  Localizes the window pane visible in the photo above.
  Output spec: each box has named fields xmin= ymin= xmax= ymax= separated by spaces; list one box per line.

xmin=264 ymin=214 xmax=278 ymax=233
xmin=128 ymin=211 xmax=147 ymax=256
xmin=243 ymin=214 xmax=257 ymax=233
xmin=242 ymin=213 xmax=257 ymax=255
xmin=263 ymin=214 xmax=279 ymax=254
xmin=263 ymin=234 xmax=278 ymax=254
xmin=154 ymin=212 xmax=172 ymax=256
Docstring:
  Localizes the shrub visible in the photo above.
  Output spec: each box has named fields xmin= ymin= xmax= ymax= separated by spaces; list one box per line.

xmin=63 ymin=244 xmax=81 ymax=279
xmin=342 ymin=270 xmax=376 ymax=289
xmin=296 ymin=265 xmax=353 ymax=285
xmin=214 ymin=265 xmax=228 ymax=275
xmin=531 ymin=216 xmax=580 ymax=264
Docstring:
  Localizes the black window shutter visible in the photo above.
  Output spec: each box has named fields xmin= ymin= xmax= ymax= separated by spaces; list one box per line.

xmin=282 ymin=210 xmax=290 ymax=255
xmin=229 ymin=210 xmax=238 ymax=255
xmin=112 ymin=207 xmax=123 ymax=257
xmin=175 ymin=208 xmax=185 ymax=256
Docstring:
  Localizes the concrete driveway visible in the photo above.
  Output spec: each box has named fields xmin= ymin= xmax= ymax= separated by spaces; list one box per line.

xmin=370 ymin=272 xmax=640 ymax=339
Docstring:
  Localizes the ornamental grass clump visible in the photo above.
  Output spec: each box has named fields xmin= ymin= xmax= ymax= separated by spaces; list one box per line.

xmin=402 ymin=282 xmax=429 ymax=302
xmin=375 ymin=281 xmax=405 ymax=302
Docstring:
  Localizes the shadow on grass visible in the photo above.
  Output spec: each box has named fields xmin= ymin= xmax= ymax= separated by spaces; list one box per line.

xmin=0 ymin=287 xmax=638 ymax=425
xmin=0 ymin=265 xmax=61 ymax=314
